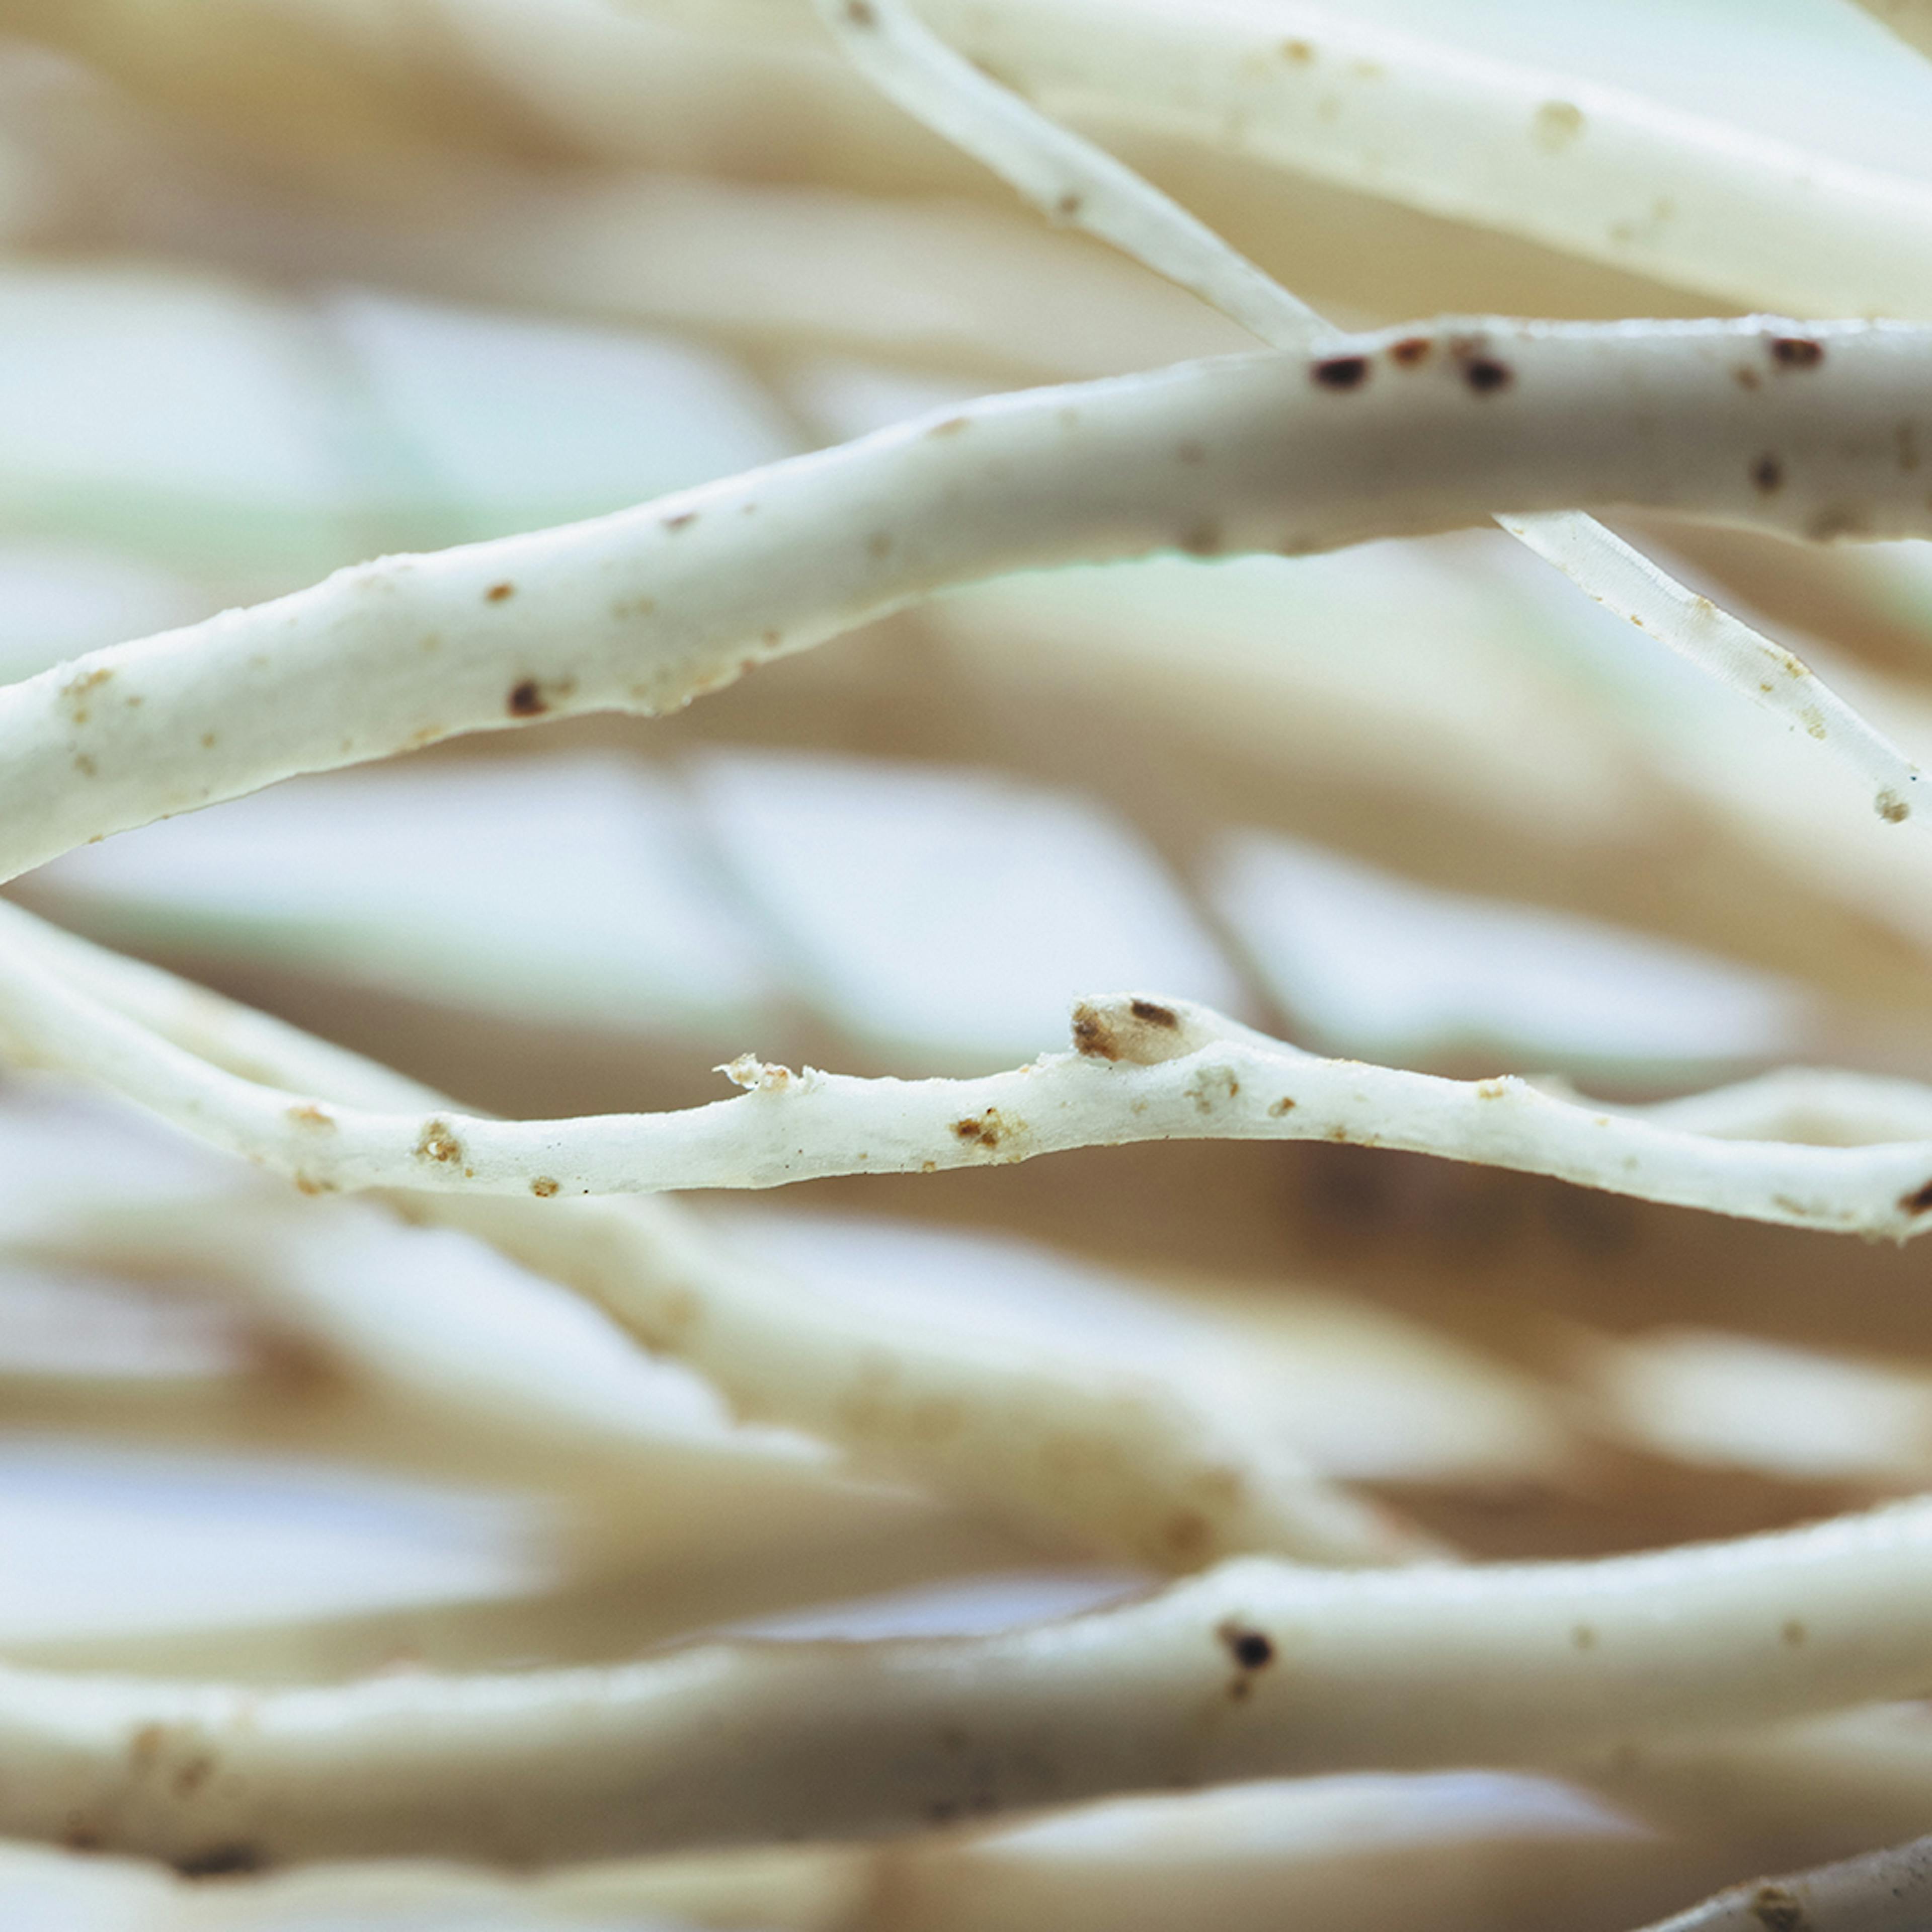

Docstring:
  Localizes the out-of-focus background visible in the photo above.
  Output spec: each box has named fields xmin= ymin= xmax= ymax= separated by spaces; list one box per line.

xmin=7 ymin=1 xmax=1932 ymax=1926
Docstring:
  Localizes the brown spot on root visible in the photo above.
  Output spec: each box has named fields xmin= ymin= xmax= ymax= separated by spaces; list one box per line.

xmin=484 ymin=581 xmax=514 ymax=602
xmin=952 ymin=1112 xmax=1003 ymax=1150
xmin=1808 ymin=505 xmax=1869 ymax=540
xmin=72 ymin=753 xmax=96 ymax=777
xmin=1218 ymin=1622 xmax=1275 ymax=1671
xmin=174 ymin=1844 xmax=262 ymax=1881
xmin=1748 ymin=1885 xmax=1806 ymax=1932
xmin=1769 ymin=336 xmax=1823 ymax=370
xmin=250 ymin=1330 xmax=347 ymax=1401
xmin=1054 ymin=191 xmax=1083 ymax=219
xmin=291 ymin=1173 xmax=337 ymax=1197
xmin=286 ymin=1103 xmax=335 ymax=1130
xmin=1388 ymin=336 xmax=1431 ymax=366
xmin=927 ymin=415 xmax=970 ymax=438
xmin=663 ymin=510 xmax=699 ymax=532
xmin=866 ymin=531 xmax=893 ymax=559
xmin=1782 ymin=1619 xmax=1806 ymax=1646
xmin=1163 ymin=1509 xmax=1211 ymax=1560
xmin=1187 ymin=1067 xmax=1240 ymax=1113
xmin=530 ymin=1176 xmax=559 ymax=1197
xmin=1899 ymin=1178 xmax=1932 ymax=1215
xmin=1571 ymin=1623 xmax=1597 ymax=1650
xmin=62 ymin=665 xmax=113 ymax=725
xmin=1533 ymin=100 xmax=1583 ymax=149
xmin=415 ymin=1119 xmax=463 ymax=1165
xmin=1734 ymin=365 xmax=1762 ymax=390
xmin=508 ymin=679 xmax=546 ymax=717
xmin=1072 ymin=1008 xmax=1121 ymax=1060
xmin=1878 ymin=789 xmax=1912 ymax=824
xmin=61 ymin=1816 xmax=102 ymax=1854
xmin=129 ymin=1723 xmax=167 ymax=1770
xmin=1071 ymin=998 xmax=1198 ymax=1067
xmin=172 ymin=1753 xmax=215 ymax=1797
xmin=1177 ymin=522 xmax=1223 ymax=556
xmin=1463 ymin=357 xmax=1511 ymax=394
xmin=1281 ymin=38 xmax=1314 ymax=62
xmin=1268 ymin=1096 xmax=1297 ymax=1116
xmin=844 ymin=0 xmax=875 ymax=21
xmin=1311 ymin=355 xmax=1369 ymax=391
xmin=1750 ymin=453 xmax=1784 ymax=493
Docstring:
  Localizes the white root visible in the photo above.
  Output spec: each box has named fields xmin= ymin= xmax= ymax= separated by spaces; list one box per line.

xmin=16 ymin=1497 xmax=1932 ymax=1865
xmin=819 ymin=0 xmax=1928 ymax=832
xmin=808 ymin=0 xmax=1324 ymax=348
xmin=0 ymin=904 xmax=1409 ymax=1570
xmin=1637 ymin=1832 xmax=1932 ymax=1932
xmin=1496 ymin=509 xmax=1925 ymax=819
xmin=3 ymin=315 xmax=1931 ymax=884
xmin=1629 ymin=1066 xmax=1932 ymax=1144
xmin=22 ymin=949 xmax=1932 ymax=1242
xmin=677 ymin=0 xmax=1932 ymax=319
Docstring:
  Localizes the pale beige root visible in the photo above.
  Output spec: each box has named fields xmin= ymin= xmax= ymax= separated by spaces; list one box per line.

xmin=0 ymin=1199 xmax=1055 ymax=1685
xmin=31 ymin=0 xmax=1932 ymax=333
xmin=1635 ymin=1830 xmax=1932 ymax=1932
xmin=0 ymin=905 xmax=1410 ymax=1569
xmin=907 ymin=538 xmax=1932 ymax=1023
xmin=145 ymin=164 xmax=1255 ymax=383
xmin=13 ymin=1499 xmax=1932 ymax=1864
xmin=1849 ymin=0 xmax=1932 ymax=63
xmin=867 ymin=1774 xmax=1732 ymax=1932
xmin=1587 ymin=1703 xmax=1932 ymax=1877
xmin=9 ymin=1516 xmax=1037 ymax=1689
xmin=0 ymin=1837 xmax=872 ymax=1931
xmin=0 ymin=1777 xmax=1729 ymax=1932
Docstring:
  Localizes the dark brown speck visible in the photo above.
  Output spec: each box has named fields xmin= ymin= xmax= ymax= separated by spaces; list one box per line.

xmin=1312 ymin=355 xmax=1369 ymax=391
xmin=174 ymin=1844 xmax=263 ymax=1881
